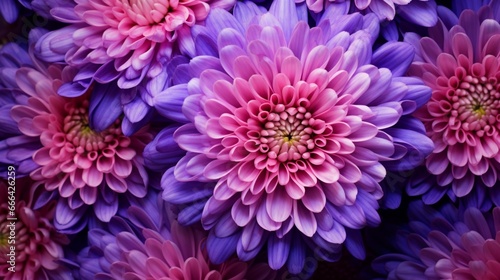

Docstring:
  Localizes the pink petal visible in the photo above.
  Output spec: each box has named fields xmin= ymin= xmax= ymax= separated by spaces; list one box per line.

xmin=82 ymin=165 xmax=104 ymax=187
xmin=285 ymin=180 xmax=305 ymax=200
xmin=105 ymin=174 xmax=127 ymax=193
xmin=266 ymin=188 xmax=293 ymax=223
xmin=256 ymin=203 xmax=281 ymax=231
xmin=293 ymin=201 xmax=317 ymax=237
xmin=231 ymin=200 xmax=256 ymax=227
xmin=301 ymin=185 xmax=326 ymax=213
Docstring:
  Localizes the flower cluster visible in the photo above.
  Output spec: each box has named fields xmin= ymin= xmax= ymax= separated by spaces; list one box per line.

xmin=0 ymin=0 xmax=499 ymax=279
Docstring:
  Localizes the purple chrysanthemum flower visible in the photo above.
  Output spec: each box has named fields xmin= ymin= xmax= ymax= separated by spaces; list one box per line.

xmin=78 ymin=191 xmax=276 ymax=280
xmin=373 ymin=201 xmax=500 ymax=279
xmin=149 ymin=0 xmax=433 ymax=272
xmin=295 ymin=0 xmax=437 ymax=27
xmin=0 ymin=181 xmax=72 ymax=280
xmin=33 ymin=0 xmax=236 ymax=134
xmin=405 ymin=1 xmax=500 ymax=204
xmin=0 ymin=39 xmax=154 ymax=233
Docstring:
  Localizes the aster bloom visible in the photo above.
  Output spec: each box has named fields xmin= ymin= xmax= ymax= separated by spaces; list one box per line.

xmin=0 ymin=40 xmax=153 ymax=233
xmin=34 ymin=0 xmax=236 ymax=133
xmin=0 ymin=181 xmax=72 ymax=280
xmin=373 ymin=201 xmax=500 ymax=279
xmin=151 ymin=0 xmax=432 ymax=272
xmin=78 ymin=192 xmax=275 ymax=280
xmin=405 ymin=1 xmax=500 ymax=203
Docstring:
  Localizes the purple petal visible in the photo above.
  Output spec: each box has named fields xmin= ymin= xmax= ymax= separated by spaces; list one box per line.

xmin=397 ymin=0 xmax=438 ymax=27
xmin=268 ymin=233 xmax=291 ymax=269
xmin=194 ymin=33 xmax=219 ymax=56
xmin=177 ymin=201 xmax=205 ymax=225
xmin=0 ymin=0 xmax=18 ymax=24
xmin=94 ymin=61 xmax=121 ymax=84
xmin=372 ymin=42 xmax=414 ymax=76
xmin=345 ymin=229 xmax=365 ymax=260
xmin=234 ymin=1 xmax=264 ymax=28
xmin=153 ymin=84 xmax=189 ymax=123
xmin=240 ymin=219 xmax=264 ymax=251
xmin=50 ymin=7 xmax=82 ymax=23
xmin=89 ymin=83 xmax=123 ymax=131
xmin=123 ymin=95 xmax=150 ymax=123
xmin=287 ymin=233 xmax=306 ymax=274
xmin=206 ymin=230 xmax=239 ymax=264
xmin=55 ymin=200 xmax=88 ymax=232
xmin=206 ymin=8 xmax=245 ymax=36
xmin=35 ymin=26 xmax=77 ymax=63
xmin=269 ymin=0 xmax=298 ymax=40
xmin=94 ymin=194 xmax=118 ymax=222
xmin=213 ymin=212 xmax=239 ymax=238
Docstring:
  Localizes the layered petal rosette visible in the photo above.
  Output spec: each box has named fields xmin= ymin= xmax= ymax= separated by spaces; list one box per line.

xmin=0 ymin=41 xmax=154 ymax=233
xmin=0 ymin=181 xmax=72 ymax=280
xmin=78 ymin=192 xmax=275 ymax=280
xmin=373 ymin=202 xmax=500 ymax=279
xmin=151 ymin=0 xmax=432 ymax=272
xmin=406 ymin=1 xmax=500 ymax=204
xmin=34 ymin=0 xmax=236 ymax=133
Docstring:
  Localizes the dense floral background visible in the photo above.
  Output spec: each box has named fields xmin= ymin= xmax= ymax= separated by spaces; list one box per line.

xmin=1 ymin=0 xmax=499 ymax=279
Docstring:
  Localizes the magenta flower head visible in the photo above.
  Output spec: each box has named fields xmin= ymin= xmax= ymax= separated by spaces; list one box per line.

xmin=33 ymin=0 xmax=236 ymax=134
xmin=78 ymin=191 xmax=275 ymax=279
xmin=405 ymin=0 xmax=500 ymax=204
xmin=373 ymin=201 xmax=500 ymax=279
xmin=0 ymin=180 xmax=72 ymax=280
xmin=150 ymin=0 xmax=433 ymax=273
xmin=0 ymin=38 xmax=154 ymax=233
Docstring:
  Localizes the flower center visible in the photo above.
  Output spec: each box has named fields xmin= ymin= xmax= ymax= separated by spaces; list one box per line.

xmin=0 ymin=232 xmax=6 ymax=246
xmin=452 ymin=75 xmax=499 ymax=135
xmin=255 ymin=101 xmax=329 ymax=163
xmin=121 ymin=0 xmax=171 ymax=25
xmin=62 ymin=100 xmax=122 ymax=153
xmin=0 ymin=219 xmax=19 ymax=257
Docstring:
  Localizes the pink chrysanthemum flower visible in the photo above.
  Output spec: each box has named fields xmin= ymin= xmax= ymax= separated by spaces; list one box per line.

xmin=0 ymin=181 xmax=71 ymax=280
xmin=36 ymin=0 xmax=236 ymax=91
xmin=79 ymin=195 xmax=276 ymax=280
xmin=152 ymin=0 xmax=433 ymax=272
xmin=102 ymin=222 xmax=274 ymax=280
xmin=0 ymin=43 xmax=153 ymax=233
xmin=407 ymin=4 xmax=500 ymax=198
